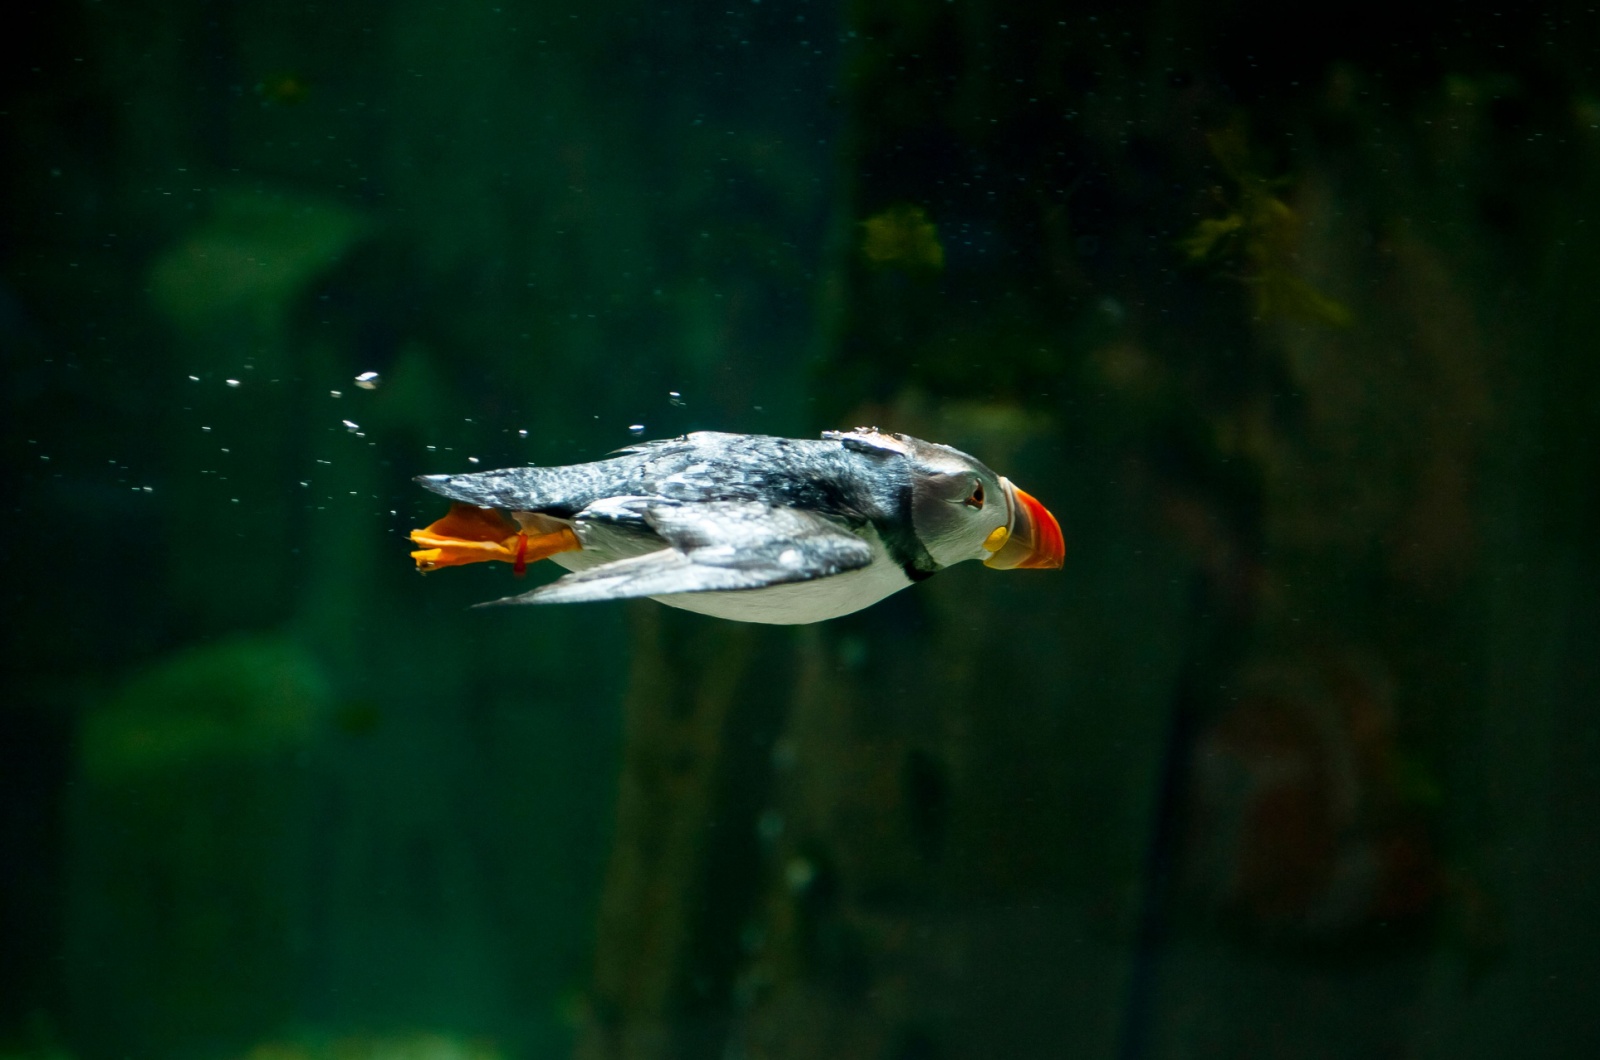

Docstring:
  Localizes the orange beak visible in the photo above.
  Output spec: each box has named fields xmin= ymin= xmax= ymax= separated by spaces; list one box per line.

xmin=983 ymin=479 xmax=1065 ymax=570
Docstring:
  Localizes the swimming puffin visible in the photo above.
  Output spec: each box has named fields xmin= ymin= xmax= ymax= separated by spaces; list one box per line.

xmin=409 ymin=428 xmax=1063 ymax=625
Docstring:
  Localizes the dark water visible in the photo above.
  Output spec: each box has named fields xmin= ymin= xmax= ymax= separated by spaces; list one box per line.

xmin=4 ymin=2 xmax=1598 ymax=1058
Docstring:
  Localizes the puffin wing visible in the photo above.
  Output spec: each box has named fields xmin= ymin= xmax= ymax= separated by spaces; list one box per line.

xmin=480 ymin=500 xmax=874 ymax=607
xmin=416 ymin=460 xmax=638 ymax=516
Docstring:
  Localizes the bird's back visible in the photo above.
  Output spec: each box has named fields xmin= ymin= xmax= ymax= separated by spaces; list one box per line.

xmin=417 ymin=431 xmax=894 ymax=524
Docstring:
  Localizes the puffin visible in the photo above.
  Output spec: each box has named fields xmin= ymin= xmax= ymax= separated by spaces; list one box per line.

xmin=408 ymin=428 xmax=1063 ymax=625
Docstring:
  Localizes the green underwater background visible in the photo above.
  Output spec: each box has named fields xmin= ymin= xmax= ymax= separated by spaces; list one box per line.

xmin=3 ymin=1 xmax=1598 ymax=1058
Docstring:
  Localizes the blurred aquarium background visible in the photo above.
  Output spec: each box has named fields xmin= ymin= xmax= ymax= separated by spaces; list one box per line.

xmin=3 ymin=1 xmax=1599 ymax=1058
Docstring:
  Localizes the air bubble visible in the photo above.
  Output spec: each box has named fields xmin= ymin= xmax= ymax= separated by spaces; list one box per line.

xmin=628 ymin=423 xmax=646 ymax=436
xmin=668 ymin=391 xmax=685 ymax=407
xmin=225 ymin=379 xmax=241 ymax=388
xmin=342 ymin=419 xmax=360 ymax=431
xmin=354 ymin=371 xmax=380 ymax=390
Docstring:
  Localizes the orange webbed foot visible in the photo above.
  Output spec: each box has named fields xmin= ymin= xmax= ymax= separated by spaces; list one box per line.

xmin=410 ymin=502 xmax=580 ymax=574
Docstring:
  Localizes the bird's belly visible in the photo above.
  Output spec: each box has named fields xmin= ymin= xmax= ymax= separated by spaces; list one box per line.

xmin=545 ymin=519 xmax=913 ymax=625
xmin=648 ymin=562 xmax=913 ymax=625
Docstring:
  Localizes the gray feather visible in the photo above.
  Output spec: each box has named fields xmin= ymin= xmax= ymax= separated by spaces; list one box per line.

xmin=416 ymin=431 xmax=907 ymax=522
xmin=415 ymin=464 xmax=628 ymax=516
xmin=478 ymin=501 xmax=874 ymax=607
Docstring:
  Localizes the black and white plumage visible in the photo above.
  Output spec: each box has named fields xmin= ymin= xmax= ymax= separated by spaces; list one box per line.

xmin=410 ymin=428 xmax=1063 ymax=625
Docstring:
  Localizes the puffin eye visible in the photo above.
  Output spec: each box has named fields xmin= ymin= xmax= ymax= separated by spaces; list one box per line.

xmin=964 ymin=482 xmax=985 ymax=509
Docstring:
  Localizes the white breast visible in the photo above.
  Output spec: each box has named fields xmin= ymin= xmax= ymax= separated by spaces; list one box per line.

xmin=650 ymin=556 xmax=913 ymax=624
xmin=544 ymin=519 xmax=914 ymax=625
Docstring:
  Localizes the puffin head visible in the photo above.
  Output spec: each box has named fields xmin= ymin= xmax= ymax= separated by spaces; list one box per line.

xmin=827 ymin=428 xmax=1064 ymax=572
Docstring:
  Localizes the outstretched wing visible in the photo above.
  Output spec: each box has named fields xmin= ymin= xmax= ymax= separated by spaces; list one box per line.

xmin=480 ymin=500 xmax=874 ymax=607
xmin=416 ymin=462 xmax=630 ymax=517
